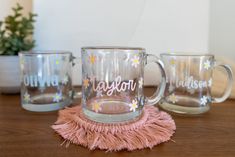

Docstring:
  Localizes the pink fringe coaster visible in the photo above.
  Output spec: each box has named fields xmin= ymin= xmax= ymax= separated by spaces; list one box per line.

xmin=52 ymin=105 xmax=176 ymax=151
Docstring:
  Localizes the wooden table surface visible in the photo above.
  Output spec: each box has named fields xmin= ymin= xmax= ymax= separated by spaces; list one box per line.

xmin=0 ymin=88 xmax=235 ymax=157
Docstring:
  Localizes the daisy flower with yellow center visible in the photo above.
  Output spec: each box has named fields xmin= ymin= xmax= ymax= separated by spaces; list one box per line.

xmin=83 ymin=79 xmax=90 ymax=88
xmin=92 ymin=102 xmax=102 ymax=113
xmin=23 ymin=92 xmax=30 ymax=102
xmin=89 ymin=54 xmax=96 ymax=64
xmin=129 ymin=99 xmax=138 ymax=112
xmin=168 ymin=93 xmax=178 ymax=104
xmin=203 ymin=60 xmax=211 ymax=70
xmin=131 ymin=55 xmax=140 ymax=68
xmin=169 ymin=58 xmax=176 ymax=66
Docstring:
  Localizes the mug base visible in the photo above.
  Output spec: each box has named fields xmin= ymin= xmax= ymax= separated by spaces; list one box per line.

xmin=158 ymin=101 xmax=210 ymax=115
xmin=22 ymin=100 xmax=72 ymax=112
xmin=83 ymin=107 xmax=142 ymax=123
xmin=22 ymin=94 xmax=72 ymax=112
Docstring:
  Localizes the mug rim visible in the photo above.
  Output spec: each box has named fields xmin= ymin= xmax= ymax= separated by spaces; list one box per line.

xmin=160 ymin=53 xmax=214 ymax=57
xmin=81 ymin=46 xmax=145 ymax=51
xmin=19 ymin=50 xmax=72 ymax=55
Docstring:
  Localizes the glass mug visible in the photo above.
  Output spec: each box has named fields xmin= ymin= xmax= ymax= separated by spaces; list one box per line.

xmin=19 ymin=51 xmax=80 ymax=112
xmin=81 ymin=47 xmax=166 ymax=123
xmin=159 ymin=53 xmax=233 ymax=114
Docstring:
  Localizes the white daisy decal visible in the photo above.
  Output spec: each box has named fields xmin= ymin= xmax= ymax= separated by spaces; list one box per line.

xmin=23 ymin=92 xmax=30 ymax=102
xmin=208 ymin=78 xmax=212 ymax=87
xmin=129 ymin=99 xmax=138 ymax=112
xmin=62 ymin=75 xmax=69 ymax=85
xmin=92 ymin=102 xmax=102 ymax=113
xmin=168 ymin=93 xmax=178 ymax=104
xmin=200 ymin=96 xmax=208 ymax=106
xmin=53 ymin=92 xmax=63 ymax=103
xmin=131 ymin=55 xmax=140 ymax=68
xmin=204 ymin=60 xmax=211 ymax=70
xmin=138 ymin=77 xmax=143 ymax=88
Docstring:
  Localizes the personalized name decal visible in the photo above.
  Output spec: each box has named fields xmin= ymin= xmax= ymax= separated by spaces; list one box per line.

xmin=175 ymin=76 xmax=212 ymax=89
xmin=21 ymin=56 xmax=69 ymax=104
xmin=89 ymin=76 xmax=137 ymax=96
xmin=166 ymin=58 xmax=214 ymax=106
xmin=168 ymin=76 xmax=212 ymax=105
xmin=23 ymin=75 xmax=59 ymax=87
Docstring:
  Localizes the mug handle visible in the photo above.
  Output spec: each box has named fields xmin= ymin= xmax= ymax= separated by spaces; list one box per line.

xmin=145 ymin=54 xmax=166 ymax=105
xmin=70 ymin=55 xmax=82 ymax=99
xmin=211 ymin=61 xmax=233 ymax=103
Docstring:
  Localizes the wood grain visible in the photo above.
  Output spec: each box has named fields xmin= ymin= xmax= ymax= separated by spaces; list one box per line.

xmin=0 ymin=88 xmax=235 ymax=157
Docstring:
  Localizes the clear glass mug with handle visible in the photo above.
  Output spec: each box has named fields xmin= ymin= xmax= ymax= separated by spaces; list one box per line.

xmin=159 ymin=53 xmax=233 ymax=115
xmin=81 ymin=47 xmax=166 ymax=123
xmin=19 ymin=51 xmax=81 ymax=112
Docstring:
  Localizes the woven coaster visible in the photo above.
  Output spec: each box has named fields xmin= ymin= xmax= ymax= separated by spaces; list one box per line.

xmin=52 ymin=105 xmax=176 ymax=151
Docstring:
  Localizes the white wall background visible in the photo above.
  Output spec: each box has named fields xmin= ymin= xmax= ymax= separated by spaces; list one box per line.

xmin=209 ymin=0 xmax=235 ymax=60
xmin=209 ymin=0 xmax=235 ymax=97
xmin=32 ymin=0 xmax=210 ymax=85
